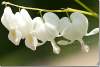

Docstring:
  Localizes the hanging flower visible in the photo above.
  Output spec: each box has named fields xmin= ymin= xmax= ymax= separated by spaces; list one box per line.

xmin=1 ymin=7 xmax=38 ymax=51
xmin=1 ymin=6 xmax=98 ymax=54
xmin=32 ymin=12 xmax=60 ymax=54
xmin=1 ymin=7 xmax=22 ymax=46
xmin=57 ymin=12 xmax=99 ymax=52
xmin=42 ymin=12 xmax=66 ymax=37
xmin=14 ymin=9 xmax=38 ymax=51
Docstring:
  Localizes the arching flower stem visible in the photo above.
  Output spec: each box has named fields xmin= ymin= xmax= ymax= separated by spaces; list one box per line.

xmin=2 ymin=1 xmax=98 ymax=17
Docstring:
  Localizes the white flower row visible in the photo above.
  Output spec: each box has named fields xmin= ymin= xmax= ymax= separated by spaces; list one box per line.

xmin=1 ymin=7 xmax=99 ymax=54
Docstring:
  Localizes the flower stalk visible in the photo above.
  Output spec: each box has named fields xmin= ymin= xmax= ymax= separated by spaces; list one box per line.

xmin=2 ymin=1 xmax=98 ymax=17
xmin=75 ymin=0 xmax=94 ymax=12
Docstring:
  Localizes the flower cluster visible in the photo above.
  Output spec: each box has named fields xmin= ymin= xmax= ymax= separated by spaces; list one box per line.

xmin=1 ymin=7 xmax=99 ymax=54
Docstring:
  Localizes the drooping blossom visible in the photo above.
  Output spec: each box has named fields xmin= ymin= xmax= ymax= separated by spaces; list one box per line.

xmin=57 ymin=12 xmax=99 ymax=52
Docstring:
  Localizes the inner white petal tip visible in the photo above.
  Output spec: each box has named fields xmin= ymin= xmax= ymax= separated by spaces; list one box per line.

xmin=81 ymin=45 xmax=89 ymax=53
xmin=31 ymin=46 xmax=37 ymax=51
xmin=25 ymin=39 xmax=37 ymax=51
xmin=85 ymin=28 xmax=99 ymax=36
xmin=29 ymin=47 xmax=37 ymax=51
xmin=8 ymin=30 xmax=22 ymax=46
xmin=57 ymin=40 xmax=68 ymax=45
xmin=51 ymin=40 xmax=61 ymax=54
xmin=53 ymin=46 xmax=61 ymax=54
xmin=8 ymin=35 xmax=20 ymax=46
xmin=78 ymin=39 xmax=89 ymax=53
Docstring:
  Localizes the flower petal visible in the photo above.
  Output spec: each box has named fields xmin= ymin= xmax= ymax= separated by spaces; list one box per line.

xmin=37 ymin=41 xmax=46 ymax=46
xmin=78 ymin=39 xmax=89 ymax=53
xmin=45 ymin=22 xmax=58 ymax=40
xmin=85 ymin=28 xmax=99 ymax=36
xmin=20 ymin=9 xmax=32 ymax=23
xmin=36 ymin=25 xmax=50 ymax=42
xmin=57 ymin=40 xmax=74 ymax=45
xmin=70 ymin=12 xmax=88 ymax=36
xmin=43 ymin=12 xmax=59 ymax=29
xmin=33 ymin=17 xmax=49 ymax=41
xmin=15 ymin=12 xmax=26 ymax=27
xmin=8 ymin=29 xmax=22 ymax=46
xmin=20 ymin=9 xmax=33 ymax=33
xmin=62 ymin=24 xmax=76 ymax=41
xmin=1 ymin=7 xmax=16 ymax=30
xmin=15 ymin=12 xmax=28 ymax=36
xmin=51 ymin=40 xmax=60 ymax=54
xmin=63 ymin=12 xmax=88 ymax=40
xmin=32 ymin=17 xmax=44 ymax=30
xmin=59 ymin=17 xmax=71 ymax=35
xmin=25 ymin=33 xmax=38 ymax=51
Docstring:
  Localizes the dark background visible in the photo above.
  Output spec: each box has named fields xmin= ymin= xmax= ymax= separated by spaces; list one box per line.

xmin=0 ymin=0 xmax=99 ymax=66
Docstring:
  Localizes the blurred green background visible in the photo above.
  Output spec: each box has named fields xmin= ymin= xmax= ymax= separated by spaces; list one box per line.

xmin=0 ymin=0 xmax=99 ymax=66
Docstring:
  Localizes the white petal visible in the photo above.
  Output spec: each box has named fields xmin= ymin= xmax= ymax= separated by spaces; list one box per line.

xmin=37 ymin=41 xmax=46 ymax=46
xmin=20 ymin=9 xmax=32 ymax=23
xmin=36 ymin=24 xmax=50 ymax=42
xmin=78 ymin=39 xmax=89 ymax=53
xmin=33 ymin=17 xmax=50 ymax=41
xmin=57 ymin=40 xmax=68 ymax=45
xmin=43 ymin=12 xmax=59 ymax=29
xmin=33 ymin=16 xmax=60 ymax=53
xmin=25 ymin=34 xmax=38 ymax=51
xmin=8 ymin=29 xmax=22 ymax=46
xmin=1 ymin=7 xmax=16 ymax=30
xmin=15 ymin=12 xmax=28 ymax=36
xmin=51 ymin=40 xmax=60 ymax=54
xmin=57 ymin=40 xmax=74 ymax=45
xmin=33 ymin=17 xmax=59 ymax=49
xmin=62 ymin=24 xmax=76 ymax=41
xmin=59 ymin=17 xmax=71 ymax=34
xmin=85 ymin=28 xmax=99 ymax=36
xmin=63 ymin=12 xmax=88 ymax=40
xmin=20 ymin=9 xmax=33 ymax=33
xmin=32 ymin=17 xmax=44 ymax=29
xmin=70 ymin=12 xmax=88 ymax=36
xmin=45 ymin=22 xmax=59 ymax=40
xmin=15 ymin=12 xmax=26 ymax=27
xmin=20 ymin=9 xmax=34 ymax=34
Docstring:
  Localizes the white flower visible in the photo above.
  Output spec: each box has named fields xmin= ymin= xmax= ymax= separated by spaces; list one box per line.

xmin=1 ymin=7 xmax=22 ymax=46
xmin=1 ymin=7 xmax=98 ymax=54
xmin=1 ymin=7 xmax=38 ymax=51
xmin=14 ymin=9 xmax=38 ymax=50
xmin=58 ymin=12 xmax=99 ymax=52
xmin=42 ymin=12 xmax=67 ymax=37
xmin=32 ymin=12 xmax=60 ymax=54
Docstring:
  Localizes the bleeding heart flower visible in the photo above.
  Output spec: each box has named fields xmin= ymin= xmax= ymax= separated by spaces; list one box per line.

xmin=1 ymin=7 xmax=22 ymax=46
xmin=1 ymin=7 xmax=98 ymax=54
xmin=1 ymin=7 xmax=38 ymax=51
xmin=57 ymin=12 xmax=99 ymax=52
xmin=32 ymin=12 xmax=60 ymax=54
xmin=14 ymin=9 xmax=38 ymax=51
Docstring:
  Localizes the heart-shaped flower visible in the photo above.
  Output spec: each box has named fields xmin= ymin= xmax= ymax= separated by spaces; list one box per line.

xmin=1 ymin=7 xmax=22 ymax=46
xmin=1 ymin=7 xmax=98 ymax=54
xmin=14 ymin=9 xmax=38 ymax=50
xmin=58 ymin=12 xmax=99 ymax=52
xmin=43 ymin=12 xmax=68 ymax=37
xmin=32 ymin=12 xmax=60 ymax=54
xmin=1 ymin=7 xmax=39 ymax=51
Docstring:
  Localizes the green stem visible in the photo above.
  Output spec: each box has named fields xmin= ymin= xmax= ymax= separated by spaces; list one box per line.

xmin=75 ymin=0 xmax=94 ymax=12
xmin=2 ymin=1 xmax=98 ymax=17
